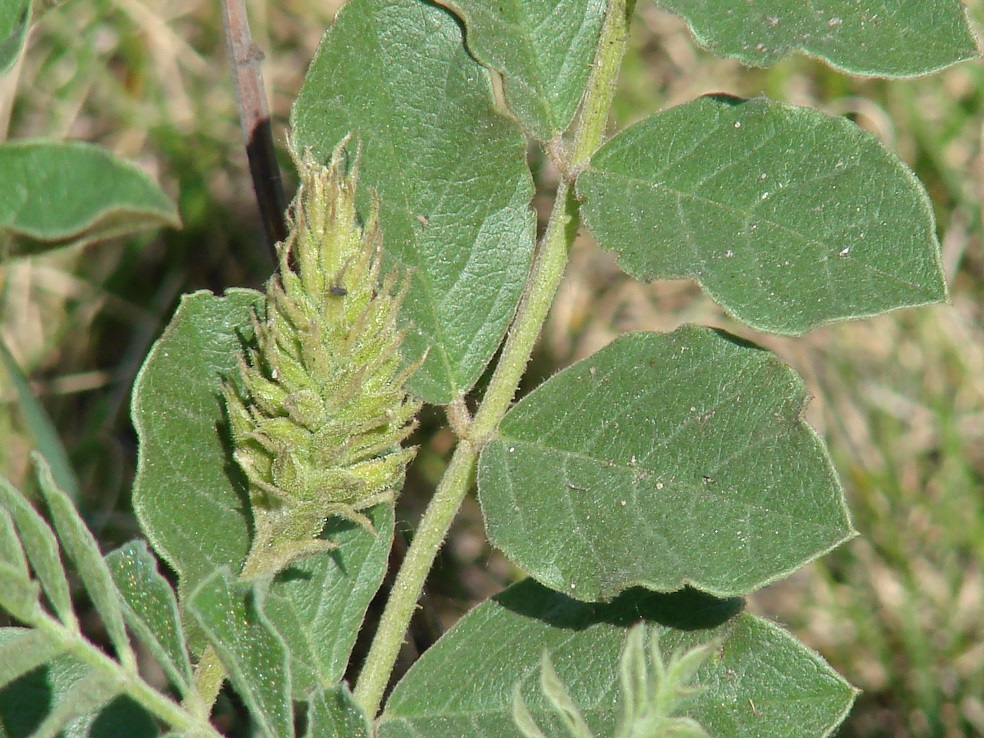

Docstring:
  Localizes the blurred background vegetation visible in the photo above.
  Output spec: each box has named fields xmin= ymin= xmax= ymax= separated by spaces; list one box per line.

xmin=1 ymin=1 xmax=982 ymax=735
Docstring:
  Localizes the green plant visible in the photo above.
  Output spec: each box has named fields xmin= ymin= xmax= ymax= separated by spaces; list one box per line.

xmin=0 ymin=0 xmax=978 ymax=736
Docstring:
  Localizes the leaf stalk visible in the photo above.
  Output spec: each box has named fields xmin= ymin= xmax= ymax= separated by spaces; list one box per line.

xmin=31 ymin=609 xmax=221 ymax=738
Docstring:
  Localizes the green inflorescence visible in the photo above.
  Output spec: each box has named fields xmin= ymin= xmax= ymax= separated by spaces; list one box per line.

xmin=224 ymin=139 xmax=421 ymax=578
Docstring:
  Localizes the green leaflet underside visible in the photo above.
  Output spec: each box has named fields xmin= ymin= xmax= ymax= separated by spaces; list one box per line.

xmin=0 ymin=141 xmax=178 ymax=256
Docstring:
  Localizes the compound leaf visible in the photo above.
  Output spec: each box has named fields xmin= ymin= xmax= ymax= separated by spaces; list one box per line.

xmin=0 ymin=560 xmax=39 ymax=625
xmin=655 ymin=0 xmax=979 ymax=77
xmin=0 ymin=474 xmax=73 ymax=625
xmin=34 ymin=454 xmax=137 ymax=674
xmin=578 ymin=95 xmax=946 ymax=335
xmin=0 ymin=630 xmax=157 ymax=738
xmin=32 ymin=670 xmax=122 ymax=738
xmin=0 ymin=506 xmax=28 ymax=580
xmin=478 ymin=326 xmax=855 ymax=600
xmin=0 ymin=628 xmax=62 ymax=689
xmin=292 ymin=0 xmax=535 ymax=404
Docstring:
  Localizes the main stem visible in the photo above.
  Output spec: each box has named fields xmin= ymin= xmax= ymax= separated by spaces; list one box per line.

xmin=352 ymin=0 xmax=630 ymax=718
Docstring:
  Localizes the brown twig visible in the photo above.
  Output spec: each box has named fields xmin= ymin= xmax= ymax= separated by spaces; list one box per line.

xmin=221 ymin=0 xmax=288 ymax=255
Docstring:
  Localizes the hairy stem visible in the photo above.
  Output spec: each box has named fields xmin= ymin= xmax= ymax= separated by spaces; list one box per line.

xmin=190 ymin=645 xmax=225 ymax=716
xmin=350 ymin=181 xmax=574 ymax=719
xmin=33 ymin=611 xmax=220 ymax=738
xmin=352 ymin=0 xmax=632 ymax=717
xmin=469 ymin=180 xmax=576 ymax=441
xmin=573 ymin=0 xmax=631 ymax=171
xmin=352 ymin=440 xmax=477 ymax=713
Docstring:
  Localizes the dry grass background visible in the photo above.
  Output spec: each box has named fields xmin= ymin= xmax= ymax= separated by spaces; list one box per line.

xmin=1 ymin=1 xmax=983 ymax=735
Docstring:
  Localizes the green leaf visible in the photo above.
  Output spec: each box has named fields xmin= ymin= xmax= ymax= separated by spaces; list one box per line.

xmin=577 ymin=95 xmax=946 ymax=334
xmin=189 ymin=570 xmax=292 ymax=738
xmin=0 ymin=474 xmax=74 ymax=626
xmin=0 ymin=629 xmax=158 ymax=738
xmin=513 ymin=624 xmax=716 ymax=738
xmin=306 ymin=683 xmax=371 ymax=738
xmin=0 ymin=0 xmax=30 ymax=75
xmin=0 ymin=505 xmax=28 ymax=577
xmin=291 ymin=0 xmax=535 ymax=404
xmin=132 ymin=290 xmax=260 ymax=618
xmin=0 ymin=515 xmax=38 ymax=648
xmin=478 ymin=326 xmax=855 ymax=600
xmin=379 ymin=580 xmax=855 ymax=737
xmin=0 ymin=335 xmax=80 ymax=501
xmin=0 ymin=555 xmax=41 ymax=623
xmin=32 ymin=670 xmax=122 ymax=738
xmin=263 ymin=505 xmax=394 ymax=698
xmin=105 ymin=541 xmax=195 ymax=695
xmin=33 ymin=454 xmax=137 ymax=674
xmin=433 ymin=0 xmax=606 ymax=140
xmin=655 ymin=0 xmax=979 ymax=77
xmin=84 ymin=695 xmax=160 ymax=738
xmin=0 ymin=627 xmax=62 ymax=689
xmin=0 ymin=486 xmax=39 ymax=624
xmin=0 ymin=141 xmax=179 ymax=256
xmin=0 ymin=629 xmax=84 ymax=738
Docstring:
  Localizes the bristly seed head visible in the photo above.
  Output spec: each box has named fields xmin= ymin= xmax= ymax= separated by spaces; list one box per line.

xmin=224 ymin=137 xmax=421 ymax=577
